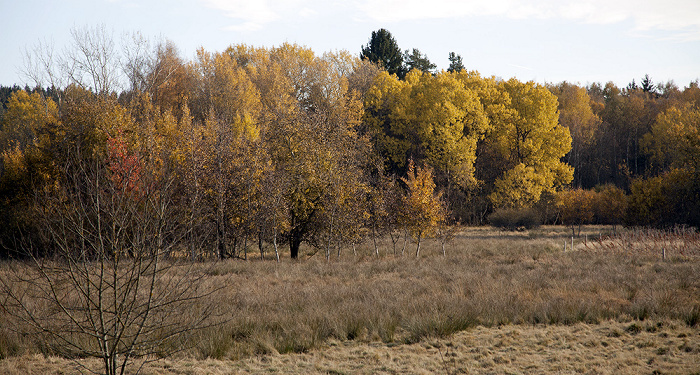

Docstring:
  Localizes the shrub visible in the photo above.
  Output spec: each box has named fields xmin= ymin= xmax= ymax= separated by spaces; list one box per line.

xmin=626 ymin=169 xmax=700 ymax=228
xmin=488 ymin=208 xmax=541 ymax=231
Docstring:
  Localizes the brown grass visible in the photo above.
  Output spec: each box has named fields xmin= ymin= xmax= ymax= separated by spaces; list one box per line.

xmin=2 ymin=319 xmax=698 ymax=374
xmin=1 ymin=225 xmax=699 ymax=373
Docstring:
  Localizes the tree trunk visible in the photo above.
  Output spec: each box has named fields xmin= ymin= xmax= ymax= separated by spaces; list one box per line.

xmin=259 ymin=231 xmax=264 ymax=260
xmin=273 ymin=230 xmax=280 ymax=262
xmin=373 ymin=224 xmax=379 ymax=257
xmin=290 ymin=232 xmax=301 ymax=259
xmin=415 ymin=232 xmax=422 ymax=258
xmin=243 ymin=235 xmax=248 ymax=261
xmin=402 ymin=230 xmax=408 ymax=256
xmin=389 ymin=231 xmax=398 ymax=256
xmin=217 ymin=220 xmax=226 ymax=260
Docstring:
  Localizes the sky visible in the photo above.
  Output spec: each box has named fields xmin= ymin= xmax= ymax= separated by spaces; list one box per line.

xmin=1 ymin=0 xmax=699 ymax=89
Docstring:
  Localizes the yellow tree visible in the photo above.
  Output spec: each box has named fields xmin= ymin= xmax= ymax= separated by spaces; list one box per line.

xmin=227 ymin=43 xmax=370 ymax=259
xmin=0 ymin=90 xmax=59 ymax=150
xmin=0 ymin=90 xmax=61 ymax=253
xmin=400 ymin=160 xmax=446 ymax=257
xmin=190 ymin=49 xmax=263 ymax=259
xmin=364 ymin=70 xmax=488 ymax=190
xmin=548 ymin=82 xmax=602 ymax=187
xmin=642 ymin=103 xmax=700 ymax=174
xmin=488 ymin=79 xmax=573 ymax=209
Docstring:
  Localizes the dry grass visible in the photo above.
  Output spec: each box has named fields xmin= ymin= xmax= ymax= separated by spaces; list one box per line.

xmin=2 ymin=319 xmax=698 ymax=374
xmin=1 ymin=225 xmax=699 ymax=373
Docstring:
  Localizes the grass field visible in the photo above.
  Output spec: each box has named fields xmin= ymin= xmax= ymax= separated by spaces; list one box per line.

xmin=1 ymin=225 xmax=699 ymax=374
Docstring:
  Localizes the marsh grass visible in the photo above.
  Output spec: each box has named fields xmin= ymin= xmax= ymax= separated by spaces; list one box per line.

xmin=1 ymin=225 xmax=698 ymax=366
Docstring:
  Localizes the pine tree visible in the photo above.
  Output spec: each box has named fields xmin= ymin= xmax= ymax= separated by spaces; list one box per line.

xmin=403 ymin=48 xmax=436 ymax=74
xmin=360 ymin=29 xmax=405 ymax=79
xmin=447 ymin=52 xmax=465 ymax=73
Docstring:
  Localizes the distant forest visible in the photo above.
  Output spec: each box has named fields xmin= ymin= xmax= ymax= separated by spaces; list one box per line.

xmin=1 ymin=27 xmax=699 ymax=259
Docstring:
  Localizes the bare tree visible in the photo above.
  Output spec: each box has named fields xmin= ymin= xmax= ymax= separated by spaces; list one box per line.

xmin=22 ymin=38 xmax=64 ymax=90
xmin=63 ymin=25 xmax=123 ymax=95
xmin=23 ymin=25 xmax=124 ymax=96
xmin=0 ymin=131 xmax=223 ymax=375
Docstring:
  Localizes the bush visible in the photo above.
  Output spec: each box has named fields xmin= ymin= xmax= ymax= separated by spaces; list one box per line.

xmin=488 ymin=208 xmax=541 ymax=231
xmin=626 ymin=169 xmax=700 ymax=228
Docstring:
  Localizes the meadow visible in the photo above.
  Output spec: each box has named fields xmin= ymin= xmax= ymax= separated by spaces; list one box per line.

xmin=1 ymin=225 xmax=699 ymax=374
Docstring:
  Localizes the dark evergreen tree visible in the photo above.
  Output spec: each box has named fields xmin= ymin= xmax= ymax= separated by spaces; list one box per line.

xmin=360 ymin=29 xmax=405 ymax=78
xmin=641 ymin=74 xmax=656 ymax=94
xmin=403 ymin=48 xmax=436 ymax=75
xmin=447 ymin=52 xmax=465 ymax=73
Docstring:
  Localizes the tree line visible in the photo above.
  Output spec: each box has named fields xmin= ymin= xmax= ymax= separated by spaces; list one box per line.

xmin=1 ymin=27 xmax=699 ymax=260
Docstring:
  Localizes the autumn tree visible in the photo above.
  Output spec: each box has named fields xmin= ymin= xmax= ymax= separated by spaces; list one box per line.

xmin=364 ymin=70 xmax=489 ymax=193
xmin=0 ymin=88 xmax=63 ymax=255
xmin=360 ymin=29 xmax=405 ymax=78
xmin=486 ymin=79 xmax=573 ymax=209
xmin=451 ymin=71 xmax=512 ymax=223
xmin=642 ymin=103 xmax=700 ymax=174
xmin=548 ymin=82 xmax=601 ymax=188
xmin=0 ymin=90 xmax=59 ymax=150
xmin=365 ymin=162 xmax=404 ymax=256
xmin=593 ymin=81 xmax=663 ymax=188
xmin=122 ymin=35 xmax=194 ymax=116
xmin=226 ymin=43 xmax=371 ymax=259
xmin=188 ymin=48 xmax=264 ymax=259
xmin=400 ymin=160 xmax=446 ymax=257
xmin=0 ymin=82 xmax=224 ymax=375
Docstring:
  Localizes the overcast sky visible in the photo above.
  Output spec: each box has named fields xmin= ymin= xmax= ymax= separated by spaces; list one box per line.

xmin=1 ymin=0 xmax=699 ymax=88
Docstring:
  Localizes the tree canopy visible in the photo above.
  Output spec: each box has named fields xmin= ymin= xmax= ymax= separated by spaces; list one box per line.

xmin=2 ymin=27 xmax=699 ymax=263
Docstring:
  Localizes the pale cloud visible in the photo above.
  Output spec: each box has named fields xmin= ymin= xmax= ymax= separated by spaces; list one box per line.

xmin=357 ymin=0 xmax=700 ymax=40
xmin=200 ymin=0 xmax=700 ymax=40
xmin=200 ymin=0 xmax=280 ymax=31
xmin=200 ymin=0 xmax=320 ymax=31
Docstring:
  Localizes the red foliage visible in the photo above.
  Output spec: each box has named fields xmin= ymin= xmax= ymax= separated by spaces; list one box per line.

xmin=107 ymin=135 xmax=142 ymax=194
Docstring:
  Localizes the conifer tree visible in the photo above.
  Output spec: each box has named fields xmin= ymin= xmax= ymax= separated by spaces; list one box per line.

xmin=360 ymin=29 xmax=405 ymax=79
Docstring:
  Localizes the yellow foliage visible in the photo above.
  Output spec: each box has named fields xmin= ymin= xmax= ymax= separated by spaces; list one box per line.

xmin=0 ymin=90 xmax=59 ymax=150
xmin=364 ymin=70 xmax=489 ymax=188
xmin=400 ymin=160 xmax=446 ymax=243
xmin=556 ymin=188 xmax=595 ymax=228
xmin=1 ymin=143 xmax=28 ymax=185
xmin=488 ymin=80 xmax=573 ymax=208
xmin=642 ymin=103 xmax=700 ymax=173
